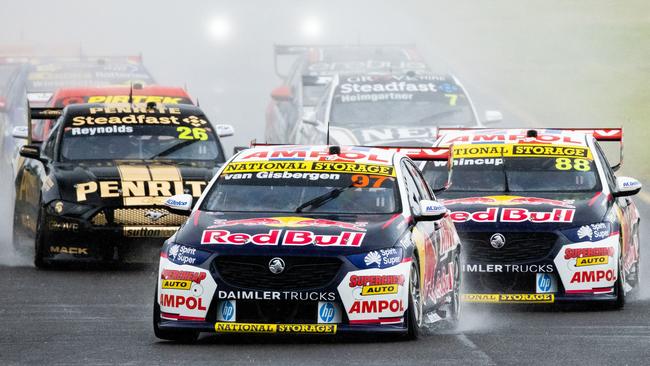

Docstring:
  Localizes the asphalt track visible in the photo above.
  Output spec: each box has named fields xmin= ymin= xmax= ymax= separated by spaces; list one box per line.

xmin=2 ymin=82 xmax=650 ymax=366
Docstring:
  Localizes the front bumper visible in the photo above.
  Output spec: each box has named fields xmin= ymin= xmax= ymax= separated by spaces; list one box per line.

xmin=460 ymin=231 xmax=620 ymax=303
xmin=156 ymin=252 xmax=412 ymax=335
xmin=42 ymin=211 xmax=178 ymax=262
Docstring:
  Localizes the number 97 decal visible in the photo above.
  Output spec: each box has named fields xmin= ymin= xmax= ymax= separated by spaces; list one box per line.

xmin=555 ymin=158 xmax=590 ymax=171
xmin=177 ymin=126 xmax=208 ymax=140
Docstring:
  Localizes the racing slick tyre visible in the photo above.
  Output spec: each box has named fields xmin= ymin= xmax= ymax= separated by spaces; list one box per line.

xmin=446 ymin=250 xmax=462 ymax=326
xmin=153 ymin=291 xmax=199 ymax=343
xmin=33 ymin=207 xmax=50 ymax=269
xmin=406 ymin=256 xmax=424 ymax=340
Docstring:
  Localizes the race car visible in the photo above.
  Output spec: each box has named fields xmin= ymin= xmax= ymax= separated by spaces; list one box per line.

xmin=266 ymin=44 xmax=430 ymax=144
xmin=22 ymin=55 xmax=155 ymax=106
xmin=153 ymin=145 xmax=461 ymax=341
xmin=420 ymin=128 xmax=641 ymax=307
xmin=288 ymin=73 xmax=502 ymax=147
xmin=13 ymin=103 xmax=234 ymax=267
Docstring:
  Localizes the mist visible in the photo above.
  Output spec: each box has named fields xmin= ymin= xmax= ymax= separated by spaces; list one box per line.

xmin=1 ymin=0 xmax=648 ymax=304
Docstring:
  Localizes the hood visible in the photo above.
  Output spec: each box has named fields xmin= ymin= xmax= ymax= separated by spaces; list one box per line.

xmin=48 ymin=160 xmax=218 ymax=207
xmin=330 ymin=125 xmax=438 ymax=145
xmin=174 ymin=212 xmax=408 ymax=255
xmin=437 ymin=191 xmax=610 ymax=232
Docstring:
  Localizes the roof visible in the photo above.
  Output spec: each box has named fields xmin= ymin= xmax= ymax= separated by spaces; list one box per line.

xmin=50 ymin=85 xmax=192 ymax=106
xmin=233 ymin=145 xmax=398 ymax=166
xmin=435 ymin=128 xmax=590 ymax=147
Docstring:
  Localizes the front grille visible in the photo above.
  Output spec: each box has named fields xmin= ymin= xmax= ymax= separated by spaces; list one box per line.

xmin=90 ymin=207 xmax=187 ymax=226
xmin=207 ymin=300 xmax=319 ymax=324
xmin=462 ymin=232 xmax=558 ymax=263
xmin=212 ymin=256 xmax=342 ymax=291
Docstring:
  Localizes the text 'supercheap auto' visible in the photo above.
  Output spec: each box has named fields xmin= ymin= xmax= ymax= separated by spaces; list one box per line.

xmin=421 ymin=128 xmax=641 ymax=307
xmin=154 ymin=145 xmax=461 ymax=341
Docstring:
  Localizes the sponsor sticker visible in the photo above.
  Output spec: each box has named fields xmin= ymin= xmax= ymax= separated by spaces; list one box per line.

xmin=201 ymin=229 xmax=365 ymax=247
xmin=214 ymin=322 xmax=337 ymax=334
xmin=217 ymin=300 xmax=236 ymax=322
xmin=462 ymin=293 xmax=554 ymax=303
xmin=535 ymin=273 xmax=557 ymax=293
xmin=452 ymin=144 xmax=592 ymax=160
xmin=222 ymin=161 xmax=395 ymax=177
xmin=317 ymin=302 xmax=341 ymax=324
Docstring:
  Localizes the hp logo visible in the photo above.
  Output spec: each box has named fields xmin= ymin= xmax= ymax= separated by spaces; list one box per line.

xmin=220 ymin=301 xmax=235 ymax=321
xmin=319 ymin=302 xmax=335 ymax=323
xmin=537 ymin=274 xmax=552 ymax=293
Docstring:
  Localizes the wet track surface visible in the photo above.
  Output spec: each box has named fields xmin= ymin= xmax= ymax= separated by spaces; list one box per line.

xmin=0 ymin=202 xmax=648 ymax=365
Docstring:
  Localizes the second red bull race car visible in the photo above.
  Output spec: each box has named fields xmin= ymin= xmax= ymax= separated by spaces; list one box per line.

xmin=421 ymin=128 xmax=641 ymax=308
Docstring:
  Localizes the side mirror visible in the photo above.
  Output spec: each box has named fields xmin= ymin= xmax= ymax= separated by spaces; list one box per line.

xmin=19 ymin=144 xmax=42 ymax=160
xmin=483 ymin=110 xmax=503 ymax=124
xmin=233 ymin=146 xmax=248 ymax=155
xmin=416 ymin=200 xmax=448 ymax=221
xmin=613 ymin=176 xmax=642 ymax=197
xmin=164 ymin=194 xmax=193 ymax=215
xmin=302 ymin=115 xmax=320 ymax=126
xmin=215 ymin=124 xmax=234 ymax=138
xmin=12 ymin=126 xmax=29 ymax=140
xmin=270 ymin=86 xmax=293 ymax=102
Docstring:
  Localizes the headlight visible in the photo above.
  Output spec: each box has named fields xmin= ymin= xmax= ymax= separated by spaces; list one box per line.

xmin=562 ymin=222 xmax=612 ymax=243
xmin=47 ymin=200 xmax=94 ymax=217
xmin=347 ymin=247 xmax=403 ymax=270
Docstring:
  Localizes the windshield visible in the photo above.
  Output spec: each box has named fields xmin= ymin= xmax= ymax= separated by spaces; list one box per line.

xmin=330 ymin=77 xmax=474 ymax=127
xmin=422 ymin=144 xmax=601 ymax=193
xmin=59 ymin=108 xmax=221 ymax=161
xmin=201 ymin=160 xmax=400 ymax=214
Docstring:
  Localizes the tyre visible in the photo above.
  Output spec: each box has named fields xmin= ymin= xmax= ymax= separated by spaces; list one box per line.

xmin=446 ymin=250 xmax=462 ymax=326
xmin=406 ymin=257 xmax=423 ymax=340
xmin=33 ymin=207 xmax=50 ymax=269
xmin=153 ymin=291 xmax=199 ymax=343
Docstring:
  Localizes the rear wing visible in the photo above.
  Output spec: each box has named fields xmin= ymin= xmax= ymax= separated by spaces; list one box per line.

xmin=273 ymin=43 xmax=419 ymax=79
xmin=436 ymin=127 xmax=624 ymax=171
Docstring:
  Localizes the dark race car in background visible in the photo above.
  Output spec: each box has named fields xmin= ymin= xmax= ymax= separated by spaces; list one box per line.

xmin=14 ymin=103 xmax=234 ymax=267
xmin=421 ymin=128 xmax=641 ymax=307
xmin=22 ymin=55 xmax=155 ymax=106
xmin=290 ymin=73 xmax=502 ymax=146
xmin=265 ymin=44 xmax=430 ymax=144
xmin=154 ymin=145 xmax=461 ymax=341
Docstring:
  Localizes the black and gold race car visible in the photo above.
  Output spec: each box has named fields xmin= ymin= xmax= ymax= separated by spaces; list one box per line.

xmin=13 ymin=103 xmax=234 ymax=267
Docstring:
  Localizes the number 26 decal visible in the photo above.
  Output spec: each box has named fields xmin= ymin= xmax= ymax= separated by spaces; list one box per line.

xmin=177 ymin=126 xmax=208 ymax=140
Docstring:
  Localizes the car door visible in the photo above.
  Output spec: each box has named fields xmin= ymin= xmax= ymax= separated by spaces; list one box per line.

xmin=594 ymin=142 xmax=639 ymax=276
xmin=401 ymin=159 xmax=439 ymax=306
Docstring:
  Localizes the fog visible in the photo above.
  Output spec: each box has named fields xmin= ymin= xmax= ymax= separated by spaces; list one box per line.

xmin=1 ymin=0 xmax=649 ymax=327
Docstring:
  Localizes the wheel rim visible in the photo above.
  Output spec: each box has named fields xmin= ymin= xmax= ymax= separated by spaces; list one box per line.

xmin=410 ymin=262 xmax=423 ymax=326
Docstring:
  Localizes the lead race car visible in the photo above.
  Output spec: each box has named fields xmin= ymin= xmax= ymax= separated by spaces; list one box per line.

xmin=14 ymin=103 xmax=234 ymax=266
xmin=421 ymin=128 xmax=641 ymax=307
xmin=154 ymin=145 xmax=461 ymax=341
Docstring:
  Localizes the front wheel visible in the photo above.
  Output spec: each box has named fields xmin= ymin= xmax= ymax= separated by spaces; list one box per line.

xmin=153 ymin=291 xmax=199 ymax=343
xmin=406 ymin=257 xmax=423 ymax=340
xmin=33 ymin=207 xmax=49 ymax=269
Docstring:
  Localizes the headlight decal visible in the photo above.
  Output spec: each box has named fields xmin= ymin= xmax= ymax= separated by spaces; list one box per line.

xmin=346 ymin=247 xmax=403 ymax=269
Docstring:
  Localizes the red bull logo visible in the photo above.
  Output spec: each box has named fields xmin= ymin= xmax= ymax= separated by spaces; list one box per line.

xmin=441 ymin=195 xmax=574 ymax=208
xmin=208 ymin=217 xmax=367 ymax=232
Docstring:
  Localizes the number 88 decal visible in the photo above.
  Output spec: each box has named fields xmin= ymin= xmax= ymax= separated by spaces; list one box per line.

xmin=555 ymin=157 xmax=590 ymax=171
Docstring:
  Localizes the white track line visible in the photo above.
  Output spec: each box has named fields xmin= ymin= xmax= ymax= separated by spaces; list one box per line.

xmin=456 ymin=333 xmax=496 ymax=365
